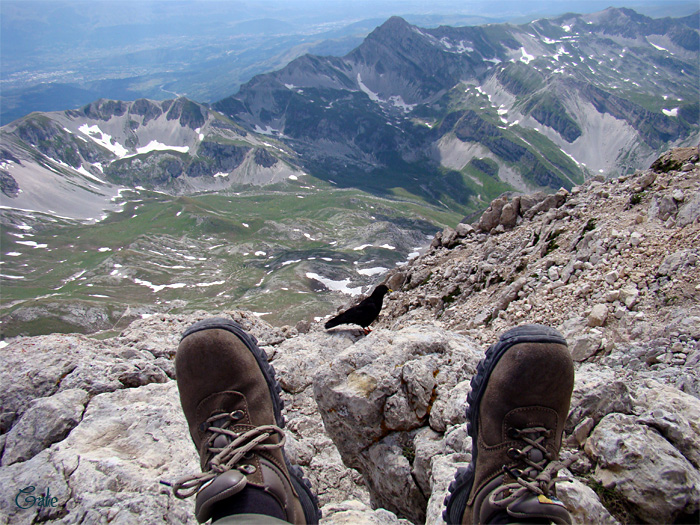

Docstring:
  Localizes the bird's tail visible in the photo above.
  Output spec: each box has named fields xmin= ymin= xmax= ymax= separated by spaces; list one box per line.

xmin=324 ymin=317 xmax=341 ymax=329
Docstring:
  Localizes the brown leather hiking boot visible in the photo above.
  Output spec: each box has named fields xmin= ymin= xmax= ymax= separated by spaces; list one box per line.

xmin=172 ymin=318 xmax=320 ymax=524
xmin=443 ymin=325 xmax=576 ymax=524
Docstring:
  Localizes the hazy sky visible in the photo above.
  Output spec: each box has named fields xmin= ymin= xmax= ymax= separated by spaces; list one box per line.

xmin=1 ymin=0 xmax=697 ymax=123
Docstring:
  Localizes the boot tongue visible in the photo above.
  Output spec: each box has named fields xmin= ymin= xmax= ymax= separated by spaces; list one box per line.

xmin=213 ymin=434 xmax=230 ymax=449
xmin=528 ymin=448 xmax=544 ymax=463
xmin=507 ymin=493 xmax=572 ymax=525
xmin=195 ymin=469 xmax=247 ymax=523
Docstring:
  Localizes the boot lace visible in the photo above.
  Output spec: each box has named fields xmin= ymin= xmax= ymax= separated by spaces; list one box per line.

xmin=490 ymin=426 xmax=577 ymax=508
xmin=173 ymin=411 xmax=285 ymax=499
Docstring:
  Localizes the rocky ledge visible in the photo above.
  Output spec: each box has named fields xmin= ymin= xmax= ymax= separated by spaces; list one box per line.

xmin=1 ymin=147 xmax=699 ymax=524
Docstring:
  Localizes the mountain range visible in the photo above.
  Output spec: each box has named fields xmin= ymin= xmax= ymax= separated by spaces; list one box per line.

xmin=213 ymin=8 xmax=698 ymax=192
xmin=3 ymin=8 xmax=698 ymax=214
xmin=0 ymin=7 xmax=698 ymax=336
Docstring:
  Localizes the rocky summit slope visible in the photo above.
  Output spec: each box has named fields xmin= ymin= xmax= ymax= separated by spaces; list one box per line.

xmin=1 ymin=147 xmax=699 ymax=524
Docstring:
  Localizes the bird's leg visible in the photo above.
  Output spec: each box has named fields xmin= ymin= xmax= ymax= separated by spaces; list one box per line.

xmin=363 ymin=327 xmax=372 ymax=335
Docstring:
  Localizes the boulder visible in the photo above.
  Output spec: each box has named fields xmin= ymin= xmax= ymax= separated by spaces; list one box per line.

xmin=677 ymin=191 xmax=700 ymax=226
xmin=555 ymin=470 xmax=619 ymax=525
xmin=588 ymin=304 xmax=609 ymax=327
xmin=0 ymin=382 xmax=198 ymax=524
xmin=566 ymin=368 xmax=634 ymax=433
xmin=425 ymin=454 xmax=471 ymax=525
xmin=1 ymin=389 xmax=89 ymax=466
xmin=313 ymin=325 xmax=482 ymax=521
xmin=634 ymin=380 xmax=700 ymax=469
xmin=477 ymin=196 xmax=508 ymax=232
xmin=360 ymin=433 xmax=427 ymax=523
xmin=500 ymin=200 xmax=520 ymax=229
xmin=585 ymin=413 xmax=700 ymax=523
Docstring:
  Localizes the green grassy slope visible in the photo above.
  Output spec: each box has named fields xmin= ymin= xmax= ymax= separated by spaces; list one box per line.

xmin=1 ymin=181 xmax=460 ymax=337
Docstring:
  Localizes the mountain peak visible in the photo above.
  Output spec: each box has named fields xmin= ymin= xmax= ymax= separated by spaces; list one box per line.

xmin=380 ymin=16 xmax=412 ymax=30
xmin=600 ymin=6 xmax=650 ymax=22
xmin=367 ymin=15 xmax=414 ymax=40
xmin=586 ymin=6 xmax=653 ymax=29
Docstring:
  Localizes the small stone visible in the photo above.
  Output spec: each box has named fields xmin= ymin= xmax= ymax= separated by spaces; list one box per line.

xmin=670 ymin=342 xmax=684 ymax=353
xmin=295 ymin=320 xmax=311 ymax=334
xmin=604 ymin=270 xmax=619 ymax=284
xmin=572 ymin=417 xmax=596 ymax=446
xmin=550 ymin=280 xmax=565 ymax=290
xmin=605 ymin=290 xmax=620 ymax=302
xmin=588 ymin=304 xmax=608 ymax=327
xmin=619 ymin=286 xmax=639 ymax=309
xmin=672 ymin=189 xmax=685 ymax=202
xmin=575 ymin=283 xmax=592 ymax=297
xmin=658 ymin=195 xmax=678 ymax=221
xmin=455 ymin=223 xmax=475 ymax=237
xmin=630 ymin=232 xmax=643 ymax=246
xmin=548 ymin=266 xmax=560 ymax=281
xmin=556 ymin=471 xmax=619 ymax=525
xmin=633 ymin=171 xmax=656 ymax=192
xmin=571 ymin=333 xmax=603 ymax=361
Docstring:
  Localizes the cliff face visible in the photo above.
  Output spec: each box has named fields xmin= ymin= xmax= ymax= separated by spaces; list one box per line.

xmin=1 ymin=147 xmax=699 ymax=524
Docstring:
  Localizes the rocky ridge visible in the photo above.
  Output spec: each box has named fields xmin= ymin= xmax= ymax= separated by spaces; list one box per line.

xmin=381 ymin=147 xmax=700 ymax=372
xmin=1 ymin=147 xmax=699 ymax=524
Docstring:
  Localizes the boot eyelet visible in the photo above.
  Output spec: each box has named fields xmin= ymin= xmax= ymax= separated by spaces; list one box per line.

xmin=230 ymin=410 xmax=245 ymax=420
xmin=503 ymin=465 xmax=523 ymax=479
xmin=507 ymin=448 xmax=523 ymax=460
xmin=507 ymin=427 xmax=520 ymax=439
xmin=239 ymin=464 xmax=257 ymax=475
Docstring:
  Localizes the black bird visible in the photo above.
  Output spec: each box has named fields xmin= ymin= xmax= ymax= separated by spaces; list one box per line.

xmin=324 ymin=284 xmax=391 ymax=334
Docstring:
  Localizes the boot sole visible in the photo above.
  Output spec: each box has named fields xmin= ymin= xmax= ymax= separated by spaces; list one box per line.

xmin=443 ymin=324 xmax=567 ymax=523
xmin=181 ymin=317 xmax=322 ymax=522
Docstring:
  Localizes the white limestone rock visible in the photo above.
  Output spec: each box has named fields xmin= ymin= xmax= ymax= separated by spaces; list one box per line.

xmin=585 ymin=413 xmax=700 ymax=523
xmin=1 ymin=389 xmax=88 ymax=466
xmin=555 ymin=470 xmax=619 ymax=525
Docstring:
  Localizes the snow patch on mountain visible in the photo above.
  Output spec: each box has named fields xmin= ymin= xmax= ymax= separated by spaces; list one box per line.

xmin=75 ymin=165 xmax=105 ymax=184
xmin=78 ymin=124 xmax=128 ymax=158
xmin=357 ymin=73 xmax=381 ymax=102
xmin=357 ymin=267 xmax=388 ymax=276
xmin=306 ymin=272 xmax=363 ymax=296
xmin=128 ymin=140 xmax=190 ymax=156
xmin=519 ymin=47 xmax=535 ymax=64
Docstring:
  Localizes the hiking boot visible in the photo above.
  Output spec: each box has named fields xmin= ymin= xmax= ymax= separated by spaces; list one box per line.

xmin=172 ymin=318 xmax=320 ymax=524
xmin=443 ymin=324 xmax=576 ymax=524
